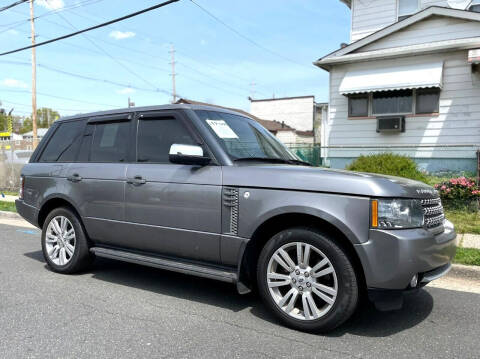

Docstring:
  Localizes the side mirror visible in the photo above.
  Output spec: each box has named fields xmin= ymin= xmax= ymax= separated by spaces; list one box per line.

xmin=169 ymin=144 xmax=211 ymax=166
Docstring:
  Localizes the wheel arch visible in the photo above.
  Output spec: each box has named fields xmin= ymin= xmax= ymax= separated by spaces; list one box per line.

xmin=237 ymin=212 xmax=366 ymax=293
xmin=38 ymin=195 xmax=83 ymax=230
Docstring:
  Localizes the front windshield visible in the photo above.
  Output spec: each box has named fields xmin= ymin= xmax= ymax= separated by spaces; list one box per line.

xmin=195 ymin=110 xmax=300 ymax=161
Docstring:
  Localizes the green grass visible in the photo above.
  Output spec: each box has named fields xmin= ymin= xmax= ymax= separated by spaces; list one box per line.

xmin=444 ymin=209 xmax=480 ymax=234
xmin=0 ymin=190 xmax=18 ymax=196
xmin=0 ymin=201 xmax=16 ymax=212
xmin=454 ymin=247 xmax=480 ymax=266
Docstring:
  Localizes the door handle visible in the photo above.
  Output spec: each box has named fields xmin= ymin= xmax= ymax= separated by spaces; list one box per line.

xmin=67 ymin=173 xmax=82 ymax=182
xmin=127 ymin=175 xmax=146 ymax=185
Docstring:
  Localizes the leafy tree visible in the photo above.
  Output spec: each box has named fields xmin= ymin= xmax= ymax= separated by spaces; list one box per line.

xmin=19 ymin=107 xmax=60 ymax=133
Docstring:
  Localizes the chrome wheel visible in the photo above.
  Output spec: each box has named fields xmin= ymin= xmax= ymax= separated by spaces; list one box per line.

xmin=267 ymin=242 xmax=338 ymax=321
xmin=45 ymin=216 xmax=76 ymax=266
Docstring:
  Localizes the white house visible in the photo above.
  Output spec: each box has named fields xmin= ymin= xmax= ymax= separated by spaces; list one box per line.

xmin=316 ymin=1 xmax=480 ymax=173
xmin=249 ymin=95 xmax=328 ymax=145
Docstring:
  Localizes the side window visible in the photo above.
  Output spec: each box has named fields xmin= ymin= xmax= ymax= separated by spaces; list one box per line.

xmin=90 ymin=121 xmax=130 ymax=162
xmin=348 ymin=94 xmax=369 ymax=117
xmin=137 ymin=117 xmax=195 ymax=163
xmin=39 ymin=120 xmax=85 ymax=162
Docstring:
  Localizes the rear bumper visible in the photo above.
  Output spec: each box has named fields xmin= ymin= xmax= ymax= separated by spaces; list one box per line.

xmin=355 ymin=220 xmax=457 ymax=290
xmin=15 ymin=199 xmax=39 ymax=228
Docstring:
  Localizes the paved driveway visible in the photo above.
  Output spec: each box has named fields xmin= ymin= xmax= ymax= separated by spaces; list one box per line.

xmin=1 ymin=221 xmax=479 ymax=359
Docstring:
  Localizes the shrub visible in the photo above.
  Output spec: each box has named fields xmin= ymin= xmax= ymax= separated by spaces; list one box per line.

xmin=435 ymin=177 xmax=480 ymax=210
xmin=346 ymin=153 xmax=427 ymax=182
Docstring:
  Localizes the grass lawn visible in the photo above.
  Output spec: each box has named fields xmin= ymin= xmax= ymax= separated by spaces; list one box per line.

xmin=0 ymin=190 xmax=18 ymax=196
xmin=444 ymin=209 xmax=480 ymax=234
xmin=0 ymin=201 xmax=16 ymax=212
xmin=454 ymin=248 xmax=480 ymax=266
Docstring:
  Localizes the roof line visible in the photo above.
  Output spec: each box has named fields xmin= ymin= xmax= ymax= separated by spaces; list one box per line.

xmin=315 ymin=6 xmax=480 ymax=67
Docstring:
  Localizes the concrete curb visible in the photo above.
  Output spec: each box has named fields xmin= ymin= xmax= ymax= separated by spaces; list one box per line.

xmin=450 ymin=264 xmax=480 ymax=281
xmin=0 ymin=210 xmax=20 ymax=219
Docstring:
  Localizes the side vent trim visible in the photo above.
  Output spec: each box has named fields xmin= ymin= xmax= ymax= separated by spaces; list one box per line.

xmin=223 ymin=187 xmax=239 ymax=236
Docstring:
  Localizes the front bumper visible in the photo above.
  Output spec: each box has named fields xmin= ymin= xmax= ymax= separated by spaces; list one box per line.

xmin=354 ymin=220 xmax=457 ymax=290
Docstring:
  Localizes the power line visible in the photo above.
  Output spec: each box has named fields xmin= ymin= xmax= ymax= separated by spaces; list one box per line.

xmin=0 ymin=0 xmax=181 ymax=56
xmin=189 ymin=0 xmax=312 ymax=69
xmin=66 ymin=8 xmax=272 ymax=96
xmin=0 ymin=0 xmax=28 ymax=14
xmin=4 ymin=89 xmax=118 ymax=107
xmin=0 ymin=59 xmax=172 ymax=94
xmin=54 ymin=11 xmax=171 ymax=95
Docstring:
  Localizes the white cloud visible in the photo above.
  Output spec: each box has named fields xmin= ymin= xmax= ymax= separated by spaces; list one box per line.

xmin=200 ymin=39 xmax=207 ymax=46
xmin=36 ymin=0 xmax=64 ymax=10
xmin=6 ymin=29 xmax=19 ymax=35
xmin=109 ymin=31 xmax=136 ymax=40
xmin=1 ymin=78 xmax=28 ymax=89
xmin=116 ymin=87 xmax=135 ymax=95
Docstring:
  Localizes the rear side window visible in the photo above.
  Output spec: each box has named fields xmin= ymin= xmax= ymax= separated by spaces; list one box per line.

xmin=137 ymin=117 xmax=195 ymax=163
xmin=90 ymin=121 xmax=130 ymax=162
xmin=39 ymin=120 xmax=85 ymax=162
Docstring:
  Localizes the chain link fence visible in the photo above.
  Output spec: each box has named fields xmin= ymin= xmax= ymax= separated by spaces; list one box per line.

xmin=0 ymin=139 xmax=34 ymax=192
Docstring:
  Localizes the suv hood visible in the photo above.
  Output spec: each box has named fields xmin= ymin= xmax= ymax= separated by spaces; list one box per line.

xmin=222 ymin=165 xmax=438 ymax=199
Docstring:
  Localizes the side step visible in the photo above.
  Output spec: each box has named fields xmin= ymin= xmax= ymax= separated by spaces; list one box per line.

xmin=91 ymin=247 xmax=238 ymax=283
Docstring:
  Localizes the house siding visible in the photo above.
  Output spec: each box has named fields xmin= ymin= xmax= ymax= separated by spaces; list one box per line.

xmin=327 ymin=50 xmax=480 ymax=172
xmin=351 ymin=1 xmax=453 ymax=42
xmin=359 ymin=15 xmax=480 ymax=51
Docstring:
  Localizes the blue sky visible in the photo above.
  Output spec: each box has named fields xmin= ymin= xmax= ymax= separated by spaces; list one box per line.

xmin=0 ymin=0 xmax=350 ymax=118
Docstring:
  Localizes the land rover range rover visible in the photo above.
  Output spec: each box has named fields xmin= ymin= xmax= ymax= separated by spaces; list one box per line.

xmin=16 ymin=104 xmax=457 ymax=332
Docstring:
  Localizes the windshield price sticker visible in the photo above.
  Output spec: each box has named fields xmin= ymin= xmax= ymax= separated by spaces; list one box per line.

xmin=206 ymin=119 xmax=239 ymax=139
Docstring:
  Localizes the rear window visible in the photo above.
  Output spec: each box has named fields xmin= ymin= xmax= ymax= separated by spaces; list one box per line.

xmin=39 ymin=121 xmax=85 ymax=162
xmin=89 ymin=121 xmax=130 ymax=162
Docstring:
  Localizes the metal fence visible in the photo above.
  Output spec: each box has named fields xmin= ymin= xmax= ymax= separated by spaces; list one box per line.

xmin=286 ymin=143 xmax=480 ymax=178
xmin=0 ymin=139 xmax=34 ymax=191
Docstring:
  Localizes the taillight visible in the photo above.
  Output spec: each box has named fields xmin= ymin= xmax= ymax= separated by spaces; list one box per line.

xmin=19 ymin=176 xmax=25 ymax=200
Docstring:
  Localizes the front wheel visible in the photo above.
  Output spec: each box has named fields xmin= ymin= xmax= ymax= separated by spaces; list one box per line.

xmin=257 ymin=228 xmax=359 ymax=333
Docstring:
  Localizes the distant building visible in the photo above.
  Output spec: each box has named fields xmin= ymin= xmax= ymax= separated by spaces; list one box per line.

xmin=22 ymin=128 xmax=49 ymax=140
xmin=174 ymin=98 xmax=319 ymax=144
xmin=249 ymin=96 xmax=328 ymax=145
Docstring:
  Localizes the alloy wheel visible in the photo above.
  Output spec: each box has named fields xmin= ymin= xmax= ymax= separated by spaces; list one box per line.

xmin=266 ymin=242 xmax=338 ymax=320
xmin=45 ymin=216 xmax=76 ymax=266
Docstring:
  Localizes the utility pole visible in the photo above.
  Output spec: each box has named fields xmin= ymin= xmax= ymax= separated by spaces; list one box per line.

xmin=249 ymin=81 xmax=256 ymax=99
xmin=29 ymin=0 xmax=38 ymax=148
xmin=169 ymin=44 xmax=176 ymax=103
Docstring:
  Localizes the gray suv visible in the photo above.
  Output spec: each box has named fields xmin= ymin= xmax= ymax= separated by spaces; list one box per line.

xmin=16 ymin=104 xmax=457 ymax=332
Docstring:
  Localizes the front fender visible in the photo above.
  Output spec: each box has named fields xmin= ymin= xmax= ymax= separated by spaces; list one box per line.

xmin=237 ymin=188 xmax=370 ymax=245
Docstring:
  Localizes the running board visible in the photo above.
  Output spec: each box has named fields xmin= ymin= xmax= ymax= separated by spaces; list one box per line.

xmin=90 ymin=247 xmax=238 ymax=283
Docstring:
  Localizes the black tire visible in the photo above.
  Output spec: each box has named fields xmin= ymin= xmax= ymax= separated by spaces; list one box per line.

xmin=41 ymin=207 xmax=94 ymax=274
xmin=257 ymin=227 xmax=358 ymax=333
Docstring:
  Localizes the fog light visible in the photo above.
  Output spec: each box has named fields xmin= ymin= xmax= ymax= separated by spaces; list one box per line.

xmin=410 ymin=274 xmax=418 ymax=288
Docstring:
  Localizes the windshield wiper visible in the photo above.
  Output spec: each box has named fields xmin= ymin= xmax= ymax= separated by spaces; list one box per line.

xmin=233 ymin=157 xmax=312 ymax=166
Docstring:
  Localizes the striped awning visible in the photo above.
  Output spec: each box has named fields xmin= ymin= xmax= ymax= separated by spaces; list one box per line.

xmin=339 ymin=62 xmax=444 ymax=95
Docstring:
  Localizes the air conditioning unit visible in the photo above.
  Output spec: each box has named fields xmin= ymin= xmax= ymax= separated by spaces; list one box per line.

xmin=376 ymin=116 xmax=405 ymax=133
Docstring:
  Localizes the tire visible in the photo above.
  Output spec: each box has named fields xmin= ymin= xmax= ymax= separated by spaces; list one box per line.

xmin=41 ymin=207 xmax=94 ymax=274
xmin=257 ymin=227 xmax=358 ymax=333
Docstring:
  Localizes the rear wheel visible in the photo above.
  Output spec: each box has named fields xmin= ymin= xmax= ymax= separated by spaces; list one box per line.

xmin=257 ymin=228 xmax=358 ymax=333
xmin=41 ymin=207 xmax=93 ymax=273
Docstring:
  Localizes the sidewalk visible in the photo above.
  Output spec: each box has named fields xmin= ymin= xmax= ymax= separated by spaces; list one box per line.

xmin=458 ymin=233 xmax=480 ymax=250
xmin=0 ymin=194 xmax=17 ymax=203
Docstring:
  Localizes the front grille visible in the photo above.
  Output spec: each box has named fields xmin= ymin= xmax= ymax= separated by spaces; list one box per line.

xmin=421 ymin=197 xmax=445 ymax=229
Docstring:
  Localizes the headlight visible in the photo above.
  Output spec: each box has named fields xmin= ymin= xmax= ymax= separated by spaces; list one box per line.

xmin=371 ymin=199 xmax=424 ymax=229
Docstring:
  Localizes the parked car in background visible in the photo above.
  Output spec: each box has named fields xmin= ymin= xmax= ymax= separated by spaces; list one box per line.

xmin=15 ymin=104 xmax=457 ymax=332
xmin=4 ymin=150 xmax=33 ymax=164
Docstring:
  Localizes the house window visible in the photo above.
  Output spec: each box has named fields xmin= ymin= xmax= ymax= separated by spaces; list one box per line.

xmin=398 ymin=0 xmax=418 ymax=21
xmin=416 ymin=88 xmax=440 ymax=114
xmin=348 ymin=94 xmax=369 ymax=117
xmin=470 ymin=0 xmax=480 ymax=13
xmin=372 ymin=90 xmax=413 ymax=115
xmin=347 ymin=88 xmax=440 ymax=118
